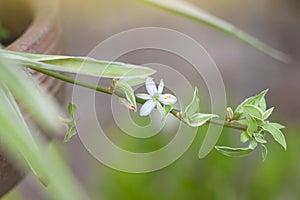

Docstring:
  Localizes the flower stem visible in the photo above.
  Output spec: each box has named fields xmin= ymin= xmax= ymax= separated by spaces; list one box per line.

xmin=208 ymin=119 xmax=247 ymax=131
xmin=170 ymin=109 xmax=247 ymax=131
xmin=34 ymin=69 xmax=247 ymax=132
xmin=32 ymin=69 xmax=112 ymax=95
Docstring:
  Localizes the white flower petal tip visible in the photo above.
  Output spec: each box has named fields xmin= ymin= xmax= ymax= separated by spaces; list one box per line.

xmin=158 ymin=80 xmax=164 ymax=94
xmin=140 ymin=99 xmax=155 ymax=116
xmin=145 ymin=77 xmax=157 ymax=96
xmin=136 ymin=93 xmax=151 ymax=100
xmin=159 ymin=93 xmax=177 ymax=105
xmin=156 ymin=101 xmax=165 ymax=118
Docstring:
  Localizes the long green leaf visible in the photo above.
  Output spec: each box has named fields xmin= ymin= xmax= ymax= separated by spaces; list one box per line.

xmin=0 ymin=55 xmax=60 ymax=132
xmin=0 ymin=85 xmax=45 ymax=183
xmin=139 ymin=0 xmax=289 ymax=62
xmin=0 ymin=87 xmax=87 ymax=199
xmin=46 ymin=142 xmax=89 ymax=200
xmin=121 ymin=77 xmax=147 ymax=86
xmin=0 ymin=49 xmax=156 ymax=78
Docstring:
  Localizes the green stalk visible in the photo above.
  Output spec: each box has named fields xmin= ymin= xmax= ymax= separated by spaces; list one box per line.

xmin=34 ymin=68 xmax=247 ymax=132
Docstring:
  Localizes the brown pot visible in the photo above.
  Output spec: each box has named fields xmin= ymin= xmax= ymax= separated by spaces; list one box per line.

xmin=0 ymin=0 xmax=63 ymax=196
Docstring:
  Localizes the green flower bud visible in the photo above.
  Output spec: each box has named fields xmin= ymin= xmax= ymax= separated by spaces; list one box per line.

xmin=226 ymin=107 xmax=234 ymax=121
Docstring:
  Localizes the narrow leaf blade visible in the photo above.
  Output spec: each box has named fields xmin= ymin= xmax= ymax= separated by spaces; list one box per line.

xmin=261 ymin=122 xmax=287 ymax=150
xmin=0 ymin=85 xmax=44 ymax=181
xmin=242 ymin=104 xmax=264 ymax=119
xmin=120 ymin=77 xmax=147 ymax=86
xmin=115 ymin=80 xmax=137 ymax=111
xmin=261 ymin=144 xmax=268 ymax=161
xmin=263 ymin=107 xmax=274 ymax=120
xmin=254 ymin=133 xmax=267 ymax=144
xmin=249 ymin=140 xmax=258 ymax=150
xmin=240 ymin=132 xmax=250 ymax=143
xmin=64 ymin=127 xmax=77 ymax=142
xmin=259 ymin=96 xmax=267 ymax=111
xmin=1 ymin=49 xmax=156 ymax=78
xmin=186 ymin=113 xmax=218 ymax=127
xmin=183 ymin=87 xmax=199 ymax=117
xmin=139 ymin=0 xmax=289 ymax=62
xmin=245 ymin=113 xmax=257 ymax=136
xmin=0 ymin=55 xmax=60 ymax=132
xmin=235 ymin=89 xmax=268 ymax=114
xmin=215 ymin=146 xmax=253 ymax=157
xmin=0 ymin=87 xmax=87 ymax=199
xmin=270 ymin=122 xmax=285 ymax=130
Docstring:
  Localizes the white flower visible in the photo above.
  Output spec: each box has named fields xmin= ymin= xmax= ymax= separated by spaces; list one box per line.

xmin=136 ymin=78 xmax=177 ymax=116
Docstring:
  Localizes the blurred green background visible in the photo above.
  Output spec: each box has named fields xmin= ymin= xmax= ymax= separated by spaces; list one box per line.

xmin=3 ymin=0 xmax=300 ymax=199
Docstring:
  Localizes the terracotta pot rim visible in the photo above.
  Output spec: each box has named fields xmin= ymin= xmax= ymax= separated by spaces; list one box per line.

xmin=7 ymin=0 xmax=61 ymax=53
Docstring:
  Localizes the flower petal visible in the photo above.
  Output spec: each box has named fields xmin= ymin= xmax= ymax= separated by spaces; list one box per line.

xmin=140 ymin=99 xmax=155 ymax=116
xmin=158 ymin=80 xmax=164 ymax=94
xmin=155 ymin=101 xmax=165 ymax=117
xmin=145 ymin=77 xmax=157 ymax=96
xmin=159 ymin=93 xmax=177 ymax=105
xmin=136 ymin=93 xmax=152 ymax=100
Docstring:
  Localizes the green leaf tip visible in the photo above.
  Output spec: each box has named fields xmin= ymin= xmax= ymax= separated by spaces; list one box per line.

xmin=261 ymin=122 xmax=287 ymax=150
xmin=230 ymin=88 xmax=287 ymax=157
xmin=183 ymin=87 xmax=200 ymax=117
xmin=114 ymin=80 xmax=137 ymax=111
xmin=249 ymin=140 xmax=258 ymax=150
xmin=64 ymin=126 xmax=77 ymax=142
xmin=263 ymin=107 xmax=274 ymax=120
xmin=63 ymin=102 xmax=78 ymax=142
xmin=240 ymin=132 xmax=250 ymax=143
xmin=226 ymin=107 xmax=234 ymax=121
xmin=68 ymin=103 xmax=77 ymax=116
xmin=235 ymin=89 xmax=269 ymax=115
xmin=254 ymin=132 xmax=267 ymax=144
xmin=215 ymin=146 xmax=254 ymax=157
xmin=139 ymin=0 xmax=290 ymax=63
xmin=261 ymin=144 xmax=268 ymax=162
